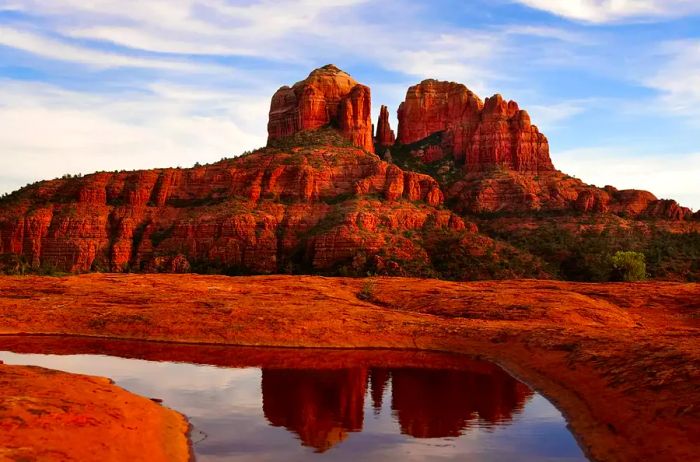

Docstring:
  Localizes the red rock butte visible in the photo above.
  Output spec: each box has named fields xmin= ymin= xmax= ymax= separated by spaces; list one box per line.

xmin=267 ymin=64 xmax=374 ymax=153
xmin=0 ymin=64 xmax=697 ymax=278
xmin=397 ymin=79 xmax=553 ymax=173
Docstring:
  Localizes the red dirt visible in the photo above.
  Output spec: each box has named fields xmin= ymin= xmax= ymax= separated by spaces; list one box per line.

xmin=0 ymin=273 xmax=698 ymax=462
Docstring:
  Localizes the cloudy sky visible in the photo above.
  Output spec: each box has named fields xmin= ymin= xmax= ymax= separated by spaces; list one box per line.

xmin=1 ymin=0 xmax=699 ymax=209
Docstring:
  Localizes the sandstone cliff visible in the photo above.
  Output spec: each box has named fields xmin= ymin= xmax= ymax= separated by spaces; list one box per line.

xmin=397 ymin=80 xmax=552 ymax=173
xmin=390 ymin=79 xmax=692 ymax=220
xmin=444 ymin=170 xmax=694 ymax=218
xmin=268 ymin=65 xmax=374 ymax=153
xmin=0 ymin=65 xmax=696 ymax=280
xmin=0 ymin=131 xmax=491 ymax=275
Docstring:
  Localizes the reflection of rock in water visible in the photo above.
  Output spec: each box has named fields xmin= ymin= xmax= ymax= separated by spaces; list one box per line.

xmin=389 ymin=366 xmax=534 ymax=438
xmin=369 ymin=368 xmax=390 ymax=412
xmin=262 ymin=363 xmax=533 ymax=450
xmin=262 ymin=368 xmax=368 ymax=452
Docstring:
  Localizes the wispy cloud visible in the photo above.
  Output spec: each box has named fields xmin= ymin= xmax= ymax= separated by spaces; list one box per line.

xmin=527 ymin=99 xmax=599 ymax=131
xmin=644 ymin=40 xmax=700 ymax=124
xmin=0 ymin=80 xmax=268 ymax=193
xmin=512 ymin=0 xmax=700 ymax=24
xmin=0 ymin=25 xmax=225 ymax=71
xmin=5 ymin=0 xmax=370 ymax=60
xmin=499 ymin=25 xmax=592 ymax=44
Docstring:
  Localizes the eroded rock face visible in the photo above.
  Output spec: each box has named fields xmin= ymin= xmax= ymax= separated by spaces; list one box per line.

xmin=1 ymin=65 xmax=696 ymax=278
xmin=393 ymin=80 xmax=694 ymax=220
xmin=375 ymin=105 xmax=395 ymax=148
xmin=446 ymin=170 xmax=695 ymax=219
xmin=268 ymin=65 xmax=374 ymax=153
xmin=397 ymin=80 xmax=553 ymax=173
xmin=0 ymin=145 xmax=464 ymax=274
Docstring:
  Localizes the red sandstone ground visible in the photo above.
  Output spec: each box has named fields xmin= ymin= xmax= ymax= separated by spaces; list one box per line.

xmin=0 ymin=274 xmax=698 ymax=462
xmin=0 ymin=360 xmax=189 ymax=461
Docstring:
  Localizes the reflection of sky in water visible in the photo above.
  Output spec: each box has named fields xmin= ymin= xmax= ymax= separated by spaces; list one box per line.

xmin=0 ymin=351 xmax=587 ymax=462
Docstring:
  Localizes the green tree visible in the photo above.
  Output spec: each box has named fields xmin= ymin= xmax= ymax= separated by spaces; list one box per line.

xmin=610 ymin=251 xmax=646 ymax=282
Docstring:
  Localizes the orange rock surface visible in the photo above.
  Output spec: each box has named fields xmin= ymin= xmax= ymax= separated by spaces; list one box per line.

xmin=267 ymin=65 xmax=374 ymax=152
xmin=396 ymin=80 xmax=553 ymax=172
xmin=0 ymin=361 xmax=189 ymax=462
xmin=0 ymin=274 xmax=698 ymax=462
xmin=445 ymin=169 xmax=696 ymax=217
xmin=0 ymin=140 xmax=459 ymax=274
xmin=391 ymin=79 xmax=694 ymax=220
xmin=375 ymin=104 xmax=395 ymax=148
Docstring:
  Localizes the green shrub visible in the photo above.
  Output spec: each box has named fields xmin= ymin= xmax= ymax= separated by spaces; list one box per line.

xmin=610 ymin=251 xmax=646 ymax=282
xmin=357 ymin=279 xmax=376 ymax=301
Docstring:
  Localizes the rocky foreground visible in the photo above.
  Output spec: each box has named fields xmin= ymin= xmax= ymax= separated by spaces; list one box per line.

xmin=0 ymin=358 xmax=189 ymax=461
xmin=0 ymin=274 xmax=697 ymax=462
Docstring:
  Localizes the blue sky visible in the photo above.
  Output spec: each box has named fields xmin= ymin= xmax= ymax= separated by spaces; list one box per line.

xmin=0 ymin=0 xmax=699 ymax=209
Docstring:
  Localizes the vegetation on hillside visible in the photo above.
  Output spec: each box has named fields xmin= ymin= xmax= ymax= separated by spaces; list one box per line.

xmin=610 ymin=251 xmax=647 ymax=282
xmin=384 ymin=132 xmax=464 ymax=186
xmin=267 ymin=127 xmax=356 ymax=150
xmin=480 ymin=220 xmax=700 ymax=282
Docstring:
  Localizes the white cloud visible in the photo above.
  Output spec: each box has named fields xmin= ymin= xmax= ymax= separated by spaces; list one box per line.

xmin=0 ymin=80 xmax=268 ymax=194
xmin=0 ymin=0 xmax=504 ymax=81
xmin=555 ymin=147 xmax=700 ymax=210
xmin=644 ymin=40 xmax=700 ymax=124
xmin=4 ymin=0 xmax=369 ymax=61
xmin=0 ymin=26 xmax=224 ymax=71
xmin=513 ymin=0 xmax=700 ymax=23
xmin=383 ymin=32 xmax=502 ymax=92
xmin=500 ymin=25 xmax=591 ymax=44
xmin=527 ymin=99 xmax=597 ymax=131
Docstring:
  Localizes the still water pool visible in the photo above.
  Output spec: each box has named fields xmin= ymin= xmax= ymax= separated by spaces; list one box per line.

xmin=0 ymin=337 xmax=587 ymax=461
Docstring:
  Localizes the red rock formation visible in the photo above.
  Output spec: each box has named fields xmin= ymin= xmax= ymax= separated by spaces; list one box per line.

xmin=267 ymin=65 xmax=374 ymax=153
xmin=375 ymin=105 xmax=395 ymax=148
xmin=575 ymin=189 xmax=610 ymax=214
xmin=443 ymin=168 xmax=695 ymax=220
xmin=0 ymin=65 xmax=695 ymax=279
xmin=642 ymin=199 xmax=693 ymax=220
xmin=339 ymin=84 xmax=374 ymax=152
xmin=393 ymin=79 xmax=695 ymax=220
xmin=0 ymin=143 xmax=467 ymax=274
xmin=397 ymin=80 xmax=553 ymax=172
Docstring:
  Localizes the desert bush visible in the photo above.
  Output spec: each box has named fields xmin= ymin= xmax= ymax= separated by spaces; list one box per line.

xmin=357 ymin=279 xmax=376 ymax=301
xmin=610 ymin=251 xmax=647 ymax=282
xmin=267 ymin=127 xmax=354 ymax=150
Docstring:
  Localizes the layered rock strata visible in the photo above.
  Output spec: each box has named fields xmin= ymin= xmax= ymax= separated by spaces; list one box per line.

xmin=397 ymin=80 xmax=553 ymax=173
